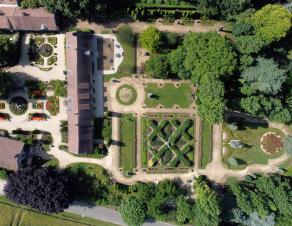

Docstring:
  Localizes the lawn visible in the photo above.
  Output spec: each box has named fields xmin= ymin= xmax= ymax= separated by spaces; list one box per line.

xmin=200 ymin=121 xmax=213 ymax=169
xmin=104 ymin=26 xmax=136 ymax=82
xmin=0 ymin=196 xmax=116 ymax=226
xmin=223 ymin=120 xmax=285 ymax=169
xmin=144 ymin=83 xmax=193 ymax=108
xmin=119 ymin=114 xmax=136 ymax=173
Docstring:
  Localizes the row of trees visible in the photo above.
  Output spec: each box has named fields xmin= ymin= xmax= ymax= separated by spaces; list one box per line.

xmin=141 ymin=4 xmax=291 ymax=124
xmin=5 ymin=166 xmax=292 ymax=226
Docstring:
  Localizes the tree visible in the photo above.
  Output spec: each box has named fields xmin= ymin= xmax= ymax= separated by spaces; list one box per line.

xmin=196 ymin=0 xmax=219 ymax=18
xmin=49 ymin=80 xmax=67 ymax=97
xmin=145 ymin=54 xmax=171 ymax=79
xmin=251 ymin=4 xmax=291 ymax=44
xmin=119 ymin=196 xmax=146 ymax=226
xmin=193 ymin=176 xmax=221 ymax=226
xmin=40 ymin=0 xmax=108 ymax=20
xmin=228 ymin=157 xmax=239 ymax=166
xmin=4 ymin=167 xmax=72 ymax=213
xmin=168 ymin=47 xmax=192 ymax=80
xmin=0 ymin=35 xmax=17 ymax=66
xmin=241 ymin=58 xmax=287 ymax=95
xmin=21 ymin=0 xmax=41 ymax=8
xmin=139 ymin=26 xmax=162 ymax=53
xmin=0 ymin=71 xmax=15 ymax=98
xmin=183 ymin=32 xmax=236 ymax=83
xmin=235 ymin=36 xmax=264 ymax=55
xmin=219 ymin=0 xmax=252 ymax=18
xmin=196 ymin=78 xmax=225 ymax=123
xmin=175 ymin=196 xmax=193 ymax=224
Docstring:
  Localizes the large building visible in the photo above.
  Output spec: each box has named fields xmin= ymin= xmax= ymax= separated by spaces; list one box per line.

xmin=66 ymin=32 xmax=94 ymax=155
xmin=0 ymin=0 xmax=58 ymax=31
xmin=0 ymin=137 xmax=25 ymax=170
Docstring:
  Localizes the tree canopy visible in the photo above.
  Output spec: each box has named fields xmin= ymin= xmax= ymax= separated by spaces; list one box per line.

xmin=240 ymin=58 xmax=287 ymax=95
xmin=145 ymin=54 xmax=171 ymax=79
xmin=139 ymin=26 xmax=162 ymax=53
xmin=4 ymin=167 xmax=72 ymax=213
xmin=250 ymin=4 xmax=291 ymax=44
xmin=119 ymin=196 xmax=146 ymax=226
xmin=0 ymin=71 xmax=15 ymax=99
xmin=183 ymin=32 xmax=236 ymax=83
xmin=0 ymin=35 xmax=19 ymax=66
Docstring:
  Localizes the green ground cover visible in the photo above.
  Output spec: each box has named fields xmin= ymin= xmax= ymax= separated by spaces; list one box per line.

xmin=144 ymin=83 xmax=193 ymax=108
xmin=223 ymin=120 xmax=285 ymax=169
xmin=120 ymin=114 xmax=136 ymax=174
xmin=0 ymin=196 xmax=116 ymax=226
xmin=104 ymin=26 xmax=136 ymax=82
xmin=141 ymin=114 xmax=195 ymax=172
xmin=200 ymin=121 xmax=213 ymax=169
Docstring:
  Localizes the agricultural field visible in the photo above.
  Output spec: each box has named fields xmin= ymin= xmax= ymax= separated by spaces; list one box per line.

xmin=222 ymin=120 xmax=285 ymax=169
xmin=0 ymin=196 xmax=116 ymax=226
xmin=141 ymin=114 xmax=195 ymax=172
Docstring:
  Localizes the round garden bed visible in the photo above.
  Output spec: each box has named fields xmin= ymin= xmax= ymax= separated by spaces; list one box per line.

xmin=116 ymin=84 xmax=137 ymax=105
xmin=260 ymin=132 xmax=283 ymax=155
xmin=9 ymin=96 xmax=28 ymax=115
xmin=38 ymin=43 xmax=53 ymax=57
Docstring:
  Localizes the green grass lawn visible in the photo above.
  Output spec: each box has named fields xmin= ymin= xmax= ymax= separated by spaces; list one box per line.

xmin=200 ymin=121 xmax=213 ymax=169
xmin=0 ymin=196 xmax=116 ymax=226
xmin=120 ymin=114 xmax=136 ymax=173
xmin=104 ymin=27 xmax=136 ymax=82
xmin=144 ymin=83 xmax=193 ymax=108
xmin=223 ymin=121 xmax=285 ymax=169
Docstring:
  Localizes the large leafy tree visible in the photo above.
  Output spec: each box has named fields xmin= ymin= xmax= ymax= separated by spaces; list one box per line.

xmin=235 ymin=36 xmax=264 ymax=55
xmin=175 ymin=196 xmax=193 ymax=224
xmin=0 ymin=71 xmax=15 ymax=98
xmin=145 ymin=54 xmax=171 ymax=79
xmin=119 ymin=196 xmax=146 ymax=226
xmin=219 ymin=0 xmax=252 ymax=18
xmin=193 ymin=176 xmax=221 ymax=226
xmin=196 ymin=77 xmax=225 ymax=123
xmin=250 ymin=4 xmax=291 ymax=44
xmin=183 ymin=32 xmax=236 ymax=83
xmin=139 ymin=26 xmax=162 ymax=53
xmin=168 ymin=46 xmax=192 ymax=80
xmin=4 ymin=167 xmax=72 ymax=213
xmin=240 ymin=58 xmax=287 ymax=95
xmin=0 ymin=35 xmax=17 ymax=66
xmin=40 ymin=0 xmax=108 ymax=19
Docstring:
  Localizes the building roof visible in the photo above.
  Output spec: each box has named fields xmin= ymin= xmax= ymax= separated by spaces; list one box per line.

xmin=0 ymin=7 xmax=58 ymax=31
xmin=66 ymin=31 xmax=94 ymax=155
xmin=0 ymin=0 xmax=18 ymax=6
xmin=0 ymin=137 xmax=24 ymax=170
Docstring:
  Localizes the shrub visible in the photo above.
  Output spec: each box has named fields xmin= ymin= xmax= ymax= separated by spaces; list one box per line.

xmin=0 ymin=168 xmax=8 ymax=179
xmin=228 ymin=157 xmax=239 ymax=166
xmin=117 ymin=25 xmax=135 ymax=46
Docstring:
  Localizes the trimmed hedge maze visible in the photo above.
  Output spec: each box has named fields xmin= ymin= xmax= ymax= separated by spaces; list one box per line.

xmin=142 ymin=116 xmax=195 ymax=172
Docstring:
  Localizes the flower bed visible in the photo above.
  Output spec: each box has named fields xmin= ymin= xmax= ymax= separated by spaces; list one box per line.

xmin=0 ymin=113 xmax=10 ymax=121
xmin=46 ymin=96 xmax=59 ymax=116
xmin=116 ymin=84 xmax=137 ymax=105
xmin=261 ymin=132 xmax=283 ymax=155
xmin=32 ymin=102 xmax=44 ymax=109
xmin=9 ymin=97 xmax=28 ymax=115
xmin=38 ymin=43 xmax=53 ymax=57
xmin=0 ymin=102 xmax=5 ymax=109
xmin=29 ymin=113 xmax=47 ymax=121
xmin=48 ymin=37 xmax=57 ymax=46
xmin=47 ymin=56 xmax=57 ymax=66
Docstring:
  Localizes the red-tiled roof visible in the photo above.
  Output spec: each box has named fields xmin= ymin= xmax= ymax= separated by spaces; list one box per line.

xmin=0 ymin=7 xmax=58 ymax=31
xmin=0 ymin=0 xmax=17 ymax=5
xmin=66 ymin=32 xmax=94 ymax=155
xmin=0 ymin=137 xmax=24 ymax=170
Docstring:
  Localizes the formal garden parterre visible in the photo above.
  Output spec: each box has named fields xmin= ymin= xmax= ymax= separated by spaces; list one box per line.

xmin=141 ymin=113 xmax=195 ymax=173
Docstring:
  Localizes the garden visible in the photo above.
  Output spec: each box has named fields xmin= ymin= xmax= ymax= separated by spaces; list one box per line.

xmin=119 ymin=114 xmax=136 ymax=175
xmin=9 ymin=96 xmax=28 ymax=116
xmin=144 ymin=83 xmax=193 ymax=108
xmin=28 ymin=35 xmax=58 ymax=70
xmin=104 ymin=25 xmax=136 ymax=82
xmin=199 ymin=121 xmax=213 ymax=169
xmin=116 ymin=84 xmax=137 ymax=105
xmin=141 ymin=114 xmax=195 ymax=172
xmin=222 ymin=120 xmax=285 ymax=169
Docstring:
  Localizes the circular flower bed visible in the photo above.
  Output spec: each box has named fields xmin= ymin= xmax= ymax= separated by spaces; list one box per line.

xmin=9 ymin=96 xmax=28 ymax=115
xmin=116 ymin=84 xmax=137 ymax=105
xmin=260 ymin=132 xmax=283 ymax=155
xmin=38 ymin=43 xmax=53 ymax=57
